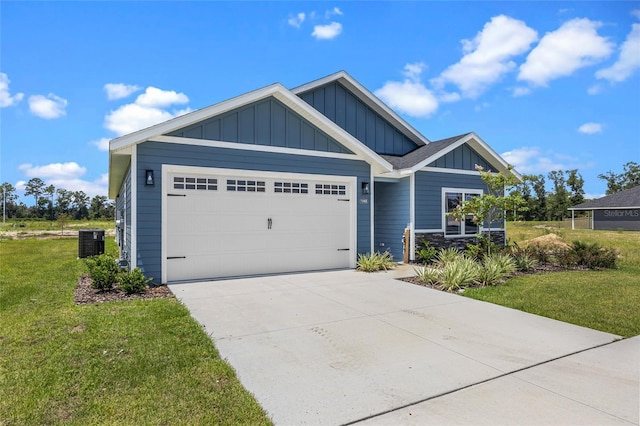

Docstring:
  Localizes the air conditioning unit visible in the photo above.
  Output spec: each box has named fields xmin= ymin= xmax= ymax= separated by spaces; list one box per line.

xmin=78 ymin=229 xmax=105 ymax=258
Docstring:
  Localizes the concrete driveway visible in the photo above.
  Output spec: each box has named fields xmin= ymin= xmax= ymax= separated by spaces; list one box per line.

xmin=169 ymin=268 xmax=639 ymax=425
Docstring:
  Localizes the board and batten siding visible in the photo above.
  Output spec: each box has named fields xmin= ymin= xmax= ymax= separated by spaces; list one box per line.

xmin=374 ymin=178 xmax=410 ymax=260
xmin=166 ymin=97 xmax=352 ymax=155
xmin=298 ymin=82 xmax=418 ymax=156
xmin=428 ymin=143 xmax=496 ymax=171
xmin=136 ymin=141 xmax=371 ymax=282
xmin=115 ymin=164 xmax=132 ymax=266
xmin=414 ymin=171 xmax=486 ymax=230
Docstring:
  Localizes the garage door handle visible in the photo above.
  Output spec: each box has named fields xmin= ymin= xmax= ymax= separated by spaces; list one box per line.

xmin=337 ymin=199 xmax=350 ymax=202
xmin=167 ymin=256 xmax=186 ymax=259
xmin=168 ymin=194 xmax=186 ymax=197
xmin=337 ymin=248 xmax=350 ymax=251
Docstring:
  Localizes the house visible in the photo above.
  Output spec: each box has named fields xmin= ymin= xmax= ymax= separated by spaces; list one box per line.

xmin=108 ymin=71 xmax=520 ymax=283
xmin=568 ymin=185 xmax=640 ymax=231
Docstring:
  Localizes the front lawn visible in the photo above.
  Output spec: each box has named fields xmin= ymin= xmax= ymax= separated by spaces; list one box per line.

xmin=0 ymin=238 xmax=271 ymax=425
xmin=462 ymin=222 xmax=640 ymax=338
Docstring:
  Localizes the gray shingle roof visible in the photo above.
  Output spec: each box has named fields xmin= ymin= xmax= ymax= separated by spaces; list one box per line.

xmin=381 ymin=133 xmax=470 ymax=169
xmin=570 ymin=185 xmax=640 ymax=210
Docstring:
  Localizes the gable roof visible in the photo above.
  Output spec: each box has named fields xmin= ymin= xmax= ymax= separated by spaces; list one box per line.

xmin=108 ymin=82 xmax=394 ymax=197
xmin=291 ymin=70 xmax=430 ymax=148
xmin=569 ymin=185 xmax=640 ymax=210
xmin=381 ymin=132 xmax=522 ymax=180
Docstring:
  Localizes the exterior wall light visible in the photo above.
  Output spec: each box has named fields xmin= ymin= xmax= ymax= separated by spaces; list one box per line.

xmin=361 ymin=181 xmax=370 ymax=195
xmin=145 ymin=169 xmax=155 ymax=186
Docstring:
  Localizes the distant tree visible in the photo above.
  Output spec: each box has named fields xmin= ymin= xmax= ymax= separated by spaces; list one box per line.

xmin=1 ymin=182 xmax=18 ymax=219
xmin=598 ymin=161 xmax=640 ymax=194
xmin=566 ymin=169 xmax=585 ymax=206
xmin=44 ymin=184 xmax=56 ymax=221
xmin=24 ymin=178 xmax=45 ymax=216
xmin=56 ymin=188 xmax=73 ymax=216
xmin=57 ymin=213 xmax=71 ymax=236
xmin=71 ymin=191 xmax=90 ymax=220
xmin=89 ymin=195 xmax=114 ymax=219
xmin=547 ymin=170 xmax=570 ymax=221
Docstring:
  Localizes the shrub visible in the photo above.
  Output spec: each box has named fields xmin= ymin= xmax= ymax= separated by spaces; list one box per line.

xmin=570 ymin=241 xmax=618 ymax=269
xmin=357 ymin=251 xmax=396 ymax=272
xmin=415 ymin=240 xmax=437 ymax=264
xmin=512 ymin=251 xmax=538 ymax=271
xmin=464 ymin=243 xmax=482 ymax=260
xmin=440 ymin=256 xmax=479 ymax=292
xmin=476 ymin=253 xmax=516 ymax=286
xmin=413 ymin=266 xmax=442 ymax=285
xmin=119 ymin=268 xmax=152 ymax=294
xmin=85 ymin=253 xmax=119 ymax=291
xmin=434 ymin=247 xmax=462 ymax=267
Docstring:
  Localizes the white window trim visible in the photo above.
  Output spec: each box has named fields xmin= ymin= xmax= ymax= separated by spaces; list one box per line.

xmin=441 ymin=187 xmax=483 ymax=238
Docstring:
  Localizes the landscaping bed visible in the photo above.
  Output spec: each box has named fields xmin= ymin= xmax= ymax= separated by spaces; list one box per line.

xmin=74 ymin=273 xmax=174 ymax=304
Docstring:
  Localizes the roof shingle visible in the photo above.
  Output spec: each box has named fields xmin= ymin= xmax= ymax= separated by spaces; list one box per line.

xmin=570 ymin=185 xmax=640 ymax=210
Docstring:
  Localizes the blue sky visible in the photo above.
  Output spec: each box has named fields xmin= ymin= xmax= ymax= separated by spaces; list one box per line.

xmin=2 ymin=1 xmax=639 ymax=201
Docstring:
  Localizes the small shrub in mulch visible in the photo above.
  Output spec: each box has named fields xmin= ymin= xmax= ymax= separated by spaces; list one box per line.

xmin=74 ymin=274 xmax=173 ymax=305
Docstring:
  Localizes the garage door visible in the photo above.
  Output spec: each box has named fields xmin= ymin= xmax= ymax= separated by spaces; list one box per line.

xmin=165 ymin=169 xmax=355 ymax=282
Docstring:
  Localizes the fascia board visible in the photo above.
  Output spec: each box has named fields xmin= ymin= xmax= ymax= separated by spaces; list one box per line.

xmin=569 ymin=206 xmax=640 ymax=210
xmin=291 ymin=71 xmax=430 ymax=147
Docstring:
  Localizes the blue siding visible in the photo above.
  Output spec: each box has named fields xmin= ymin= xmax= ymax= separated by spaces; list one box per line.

xmin=136 ymin=141 xmax=371 ymax=282
xmin=429 ymin=144 xmax=496 ymax=171
xmin=115 ymin=164 xmax=132 ymax=267
xmin=374 ymin=178 xmax=410 ymax=261
xmin=298 ymin=82 xmax=419 ymax=156
xmin=415 ymin=171 xmax=486 ymax=230
xmin=167 ymin=97 xmax=353 ymax=155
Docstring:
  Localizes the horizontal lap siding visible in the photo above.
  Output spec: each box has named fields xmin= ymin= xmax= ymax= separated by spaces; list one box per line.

xmin=298 ymin=82 xmax=418 ymax=156
xmin=374 ymin=178 xmax=409 ymax=261
xmin=115 ymin=166 xmax=132 ymax=267
xmin=136 ymin=141 xmax=371 ymax=281
xmin=415 ymin=171 xmax=485 ymax=230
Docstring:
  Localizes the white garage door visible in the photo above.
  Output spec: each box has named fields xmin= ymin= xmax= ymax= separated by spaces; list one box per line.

xmin=164 ymin=169 xmax=355 ymax=282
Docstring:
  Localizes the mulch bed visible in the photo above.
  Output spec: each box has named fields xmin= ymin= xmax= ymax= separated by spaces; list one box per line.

xmin=74 ymin=274 xmax=174 ymax=305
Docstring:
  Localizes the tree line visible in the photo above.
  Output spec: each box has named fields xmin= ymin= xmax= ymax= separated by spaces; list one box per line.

xmin=1 ymin=177 xmax=115 ymax=220
xmin=510 ymin=161 xmax=639 ymax=221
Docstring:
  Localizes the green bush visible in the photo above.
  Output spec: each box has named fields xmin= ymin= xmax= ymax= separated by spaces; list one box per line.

xmin=440 ymin=256 xmax=479 ymax=292
xmin=434 ymin=247 xmax=462 ymax=267
xmin=85 ymin=253 xmax=119 ymax=291
xmin=119 ymin=267 xmax=153 ymax=294
xmin=476 ymin=253 xmax=516 ymax=286
xmin=413 ymin=266 xmax=442 ymax=285
xmin=415 ymin=240 xmax=437 ymax=264
xmin=570 ymin=241 xmax=618 ymax=269
xmin=512 ymin=251 xmax=538 ymax=271
xmin=356 ymin=251 xmax=396 ymax=272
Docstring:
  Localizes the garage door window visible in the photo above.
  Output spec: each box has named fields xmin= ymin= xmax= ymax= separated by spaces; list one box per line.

xmin=316 ymin=184 xmax=346 ymax=195
xmin=173 ymin=176 xmax=217 ymax=191
xmin=227 ymin=179 xmax=266 ymax=192
xmin=275 ymin=182 xmax=308 ymax=194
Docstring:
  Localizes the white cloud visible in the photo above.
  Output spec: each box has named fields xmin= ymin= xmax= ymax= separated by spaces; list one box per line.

xmin=578 ymin=122 xmax=603 ymax=134
xmin=632 ymin=9 xmax=640 ymax=20
xmin=596 ymin=23 xmax=640 ymax=83
xmin=104 ymin=83 xmax=141 ymax=100
xmin=28 ymin=93 xmax=68 ymax=119
xmin=374 ymin=63 xmax=439 ymax=117
xmin=502 ymin=146 xmax=594 ymax=174
xmin=288 ymin=12 xmax=306 ymax=28
xmin=432 ymin=15 xmax=538 ymax=98
xmin=104 ymin=86 xmax=190 ymax=136
xmin=91 ymin=137 xmax=111 ymax=152
xmin=512 ymin=86 xmax=532 ymax=97
xmin=0 ymin=73 xmax=24 ymax=107
xmin=325 ymin=7 xmax=343 ymax=18
xmin=17 ymin=163 xmax=107 ymax=197
xmin=587 ymin=84 xmax=602 ymax=95
xmin=312 ymin=22 xmax=342 ymax=40
xmin=518 ymin=18 xmax=614 ymax=87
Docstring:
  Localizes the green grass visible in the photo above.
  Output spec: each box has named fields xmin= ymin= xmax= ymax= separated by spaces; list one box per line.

xmin=0 ymin=238 xmax=271 ymax=425
xmin=463 ymin=221 xmax=640 ymax=338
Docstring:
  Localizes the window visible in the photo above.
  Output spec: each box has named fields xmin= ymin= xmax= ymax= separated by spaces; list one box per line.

xmin=226 ymin=179 xmax=266 ymax=192
xmin=315 ymin=184 xmax=346 ymax=195
xmin=274 ymin=182 xmax=308 ymax=194
xmin=444 ymin=189 xmax=482 ymax=236
xmin=173 ymin=176 xmax=217 ymax=191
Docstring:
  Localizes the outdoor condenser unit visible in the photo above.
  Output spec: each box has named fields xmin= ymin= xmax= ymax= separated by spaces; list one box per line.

xmin=78 ymin=229 xmax=105 ymax=258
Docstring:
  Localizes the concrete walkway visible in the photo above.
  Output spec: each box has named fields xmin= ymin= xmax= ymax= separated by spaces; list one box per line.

xmin=169 ymin=268 xmax=639 ymax=425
